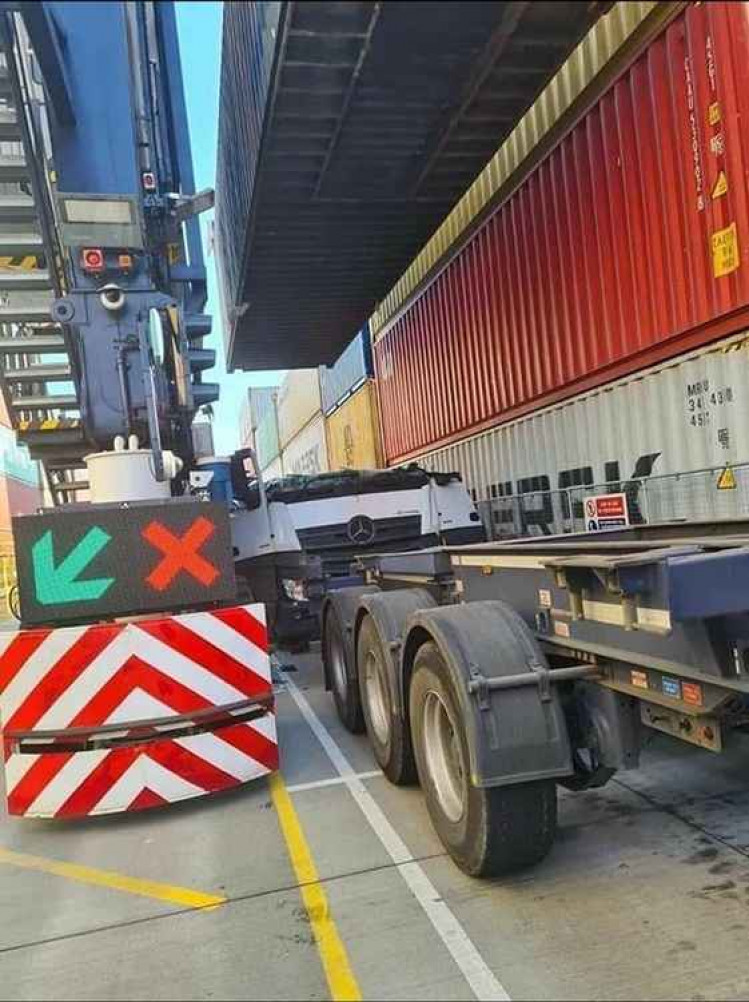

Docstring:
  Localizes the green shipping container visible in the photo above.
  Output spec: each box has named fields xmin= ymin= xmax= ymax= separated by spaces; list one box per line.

xmin=255 ymin=404 xmax=280 ymax=470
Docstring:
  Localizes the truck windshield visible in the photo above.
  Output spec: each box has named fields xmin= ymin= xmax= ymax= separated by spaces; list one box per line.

xmin=265 ymin=466 xmax=463 ymax=504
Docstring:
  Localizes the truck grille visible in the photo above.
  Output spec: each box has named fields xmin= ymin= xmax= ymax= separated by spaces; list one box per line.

xmin=297 ymin=515 xmax=432 ymax=576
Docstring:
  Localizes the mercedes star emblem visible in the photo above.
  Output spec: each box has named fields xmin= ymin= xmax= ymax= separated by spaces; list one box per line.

xmin=347 ymin=514 xmax=376 ymax=545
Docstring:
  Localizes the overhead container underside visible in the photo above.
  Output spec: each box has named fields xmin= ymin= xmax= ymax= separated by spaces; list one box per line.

xmin=217 ymin=0 xmax=609 ymax=369
xmin=375 ymin=2 xmax=749 ymax=465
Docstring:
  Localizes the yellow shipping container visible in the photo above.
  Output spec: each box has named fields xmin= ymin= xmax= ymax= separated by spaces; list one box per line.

xmin=325 ymin=381 xmax=383 ymax=471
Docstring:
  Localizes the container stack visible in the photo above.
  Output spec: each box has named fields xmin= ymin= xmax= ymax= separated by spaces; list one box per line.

xmin=252 ymin=389 xmax=282 ymax=481
xmin=321 ymin=327 xmax=382 ymax=471
xmin=0 ymin=396 xmax=42 ymax=603
xmin=370 ymin=2 xmax=749 ymax=519
xmin=240 ymin=386 xmax=280 ymax=455
xmin=277 ymin=369 xmax=328 ymax=477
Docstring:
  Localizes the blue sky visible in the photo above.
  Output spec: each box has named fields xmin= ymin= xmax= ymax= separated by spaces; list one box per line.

xmin=175 ymin=1 xmax=284 ymax=454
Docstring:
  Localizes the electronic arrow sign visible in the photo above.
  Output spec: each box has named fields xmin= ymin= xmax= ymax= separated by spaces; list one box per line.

xmin=13 ymin=499 xmax=236 ymax=627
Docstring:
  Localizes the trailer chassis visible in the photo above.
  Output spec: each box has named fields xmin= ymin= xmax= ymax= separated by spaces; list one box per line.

xmin=320 ymin=522 xmax=749 ymax=877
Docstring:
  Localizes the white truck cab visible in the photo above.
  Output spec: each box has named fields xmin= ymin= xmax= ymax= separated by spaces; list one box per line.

xmin=265 ymin=466 xmax=485 ymax=580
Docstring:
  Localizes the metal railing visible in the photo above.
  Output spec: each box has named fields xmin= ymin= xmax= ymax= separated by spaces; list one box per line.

xmin=477 ymin=462 xmax=749 ymax=540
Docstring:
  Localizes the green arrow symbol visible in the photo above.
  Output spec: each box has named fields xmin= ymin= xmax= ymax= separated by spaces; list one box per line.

xmin=32 ymin=527 xmax=115 ymax=605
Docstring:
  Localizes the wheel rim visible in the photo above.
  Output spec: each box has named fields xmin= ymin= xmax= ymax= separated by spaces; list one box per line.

xmin=363 ymin=647 xmax=390 ymax=745
xmin=422 ymin=689 xmax=465 ymax=823
xmin=329 ymin=628 xmax=348 ymax=699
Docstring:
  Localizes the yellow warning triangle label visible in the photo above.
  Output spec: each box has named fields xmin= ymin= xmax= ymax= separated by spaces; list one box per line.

xmin=717 ymin=466 xmax=737 ymax=490
xmin=712 ymin=170 xmax=729 ymax=200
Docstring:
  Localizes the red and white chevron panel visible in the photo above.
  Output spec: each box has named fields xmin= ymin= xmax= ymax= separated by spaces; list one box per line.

xmin=0 ymin=604 xmax=278 ymax=818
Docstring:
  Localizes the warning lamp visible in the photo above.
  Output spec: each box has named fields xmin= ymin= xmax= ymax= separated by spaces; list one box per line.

xmin=81 ymin=247 xmax=105 ymax=273
xmin=142 ymin=172 xmax=157 ymax=192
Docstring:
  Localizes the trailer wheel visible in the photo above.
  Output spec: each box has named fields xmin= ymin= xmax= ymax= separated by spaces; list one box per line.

xmin=357 ymin=614 xmax=416 ymax=785
xmin=324 ymin=606 xmax=364 ymax=733
xmin=410 ymin=641 xmax=557 ymax=877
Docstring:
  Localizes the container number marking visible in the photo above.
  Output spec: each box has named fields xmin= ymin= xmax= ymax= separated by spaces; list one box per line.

xmin=661 ymin=676 xmax=681 ymax=699
xmin=630 ymin=669 xmax=649 ymax=689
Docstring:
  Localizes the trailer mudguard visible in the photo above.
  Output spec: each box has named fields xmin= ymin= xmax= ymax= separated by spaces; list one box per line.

xmin=320 ymin=585 xmax=380 ymax=691
xmin=402 ymin=602 xmax=573 ymax=788
xmin=357 ymin=589 xmax=437 ymax=716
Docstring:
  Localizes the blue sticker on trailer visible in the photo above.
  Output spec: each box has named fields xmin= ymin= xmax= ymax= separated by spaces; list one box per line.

xmin=662 ymin=676 xmax=682 ymax=699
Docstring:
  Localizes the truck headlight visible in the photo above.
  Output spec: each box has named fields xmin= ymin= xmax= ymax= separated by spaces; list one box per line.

xmin=282 ymin=578 xmax=308 ymax=602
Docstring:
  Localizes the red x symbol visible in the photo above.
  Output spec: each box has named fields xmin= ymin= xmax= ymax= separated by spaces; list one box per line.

xmin=142 ymin=517 xmax=219 ymax=592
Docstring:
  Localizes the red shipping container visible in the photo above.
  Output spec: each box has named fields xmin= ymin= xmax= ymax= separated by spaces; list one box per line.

xmin=375 ymin=2 xmax=749 ymax=465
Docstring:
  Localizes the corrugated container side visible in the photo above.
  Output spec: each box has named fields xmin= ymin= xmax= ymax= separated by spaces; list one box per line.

xmin=281 ymin=413 xmax=328 ymax=476
xmin=261 ymin=456 xmax=284 ymax=483
xmin=215 ymin=2 xmax=282 ymax=332
xmin=249 ymin=386 xmax=279 ymax=429
xmin=0 ymin=396 xmax=41 ymax=560
xmin=191 ymin=422 xmax=215 ymax=459
xmin=277 ymin=369 xmax=322 ymax=448
xmin=239 ymin=426 xmax=255 ymax=452
xmin=320 ymin=326 xmax=373 ymax=415
xmin=255 ymin=404 xmax=280 ymax=471
xmin=375 ymin=2 xmax=749 ymax=466
xmin=326 ymin=381 xmax=383 ymax=471
xmin=0 ymin=423 xmax=38 ymax=489
xmin=418 ymin=331 xmax=749 ymax=509
xmin=0 ymin=475 xmax=42 ymax=554
xmin=239 ymin=391 xmax=253 ymax=450
xmin=370 ymin=1 xmax=662 ymax=335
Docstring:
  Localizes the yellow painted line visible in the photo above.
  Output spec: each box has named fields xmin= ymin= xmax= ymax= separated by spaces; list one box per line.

xmin=269 ymin=773 xmax=361 ymax=1002
xmin=0 ymin=847 xmax=225 ymax=910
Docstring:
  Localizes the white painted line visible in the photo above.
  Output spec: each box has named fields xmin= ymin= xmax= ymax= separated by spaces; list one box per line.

xmin=284 ymin=676 xmax=511 ymax=1002
xmin=286 ymin=771 xmax=382 ymax=795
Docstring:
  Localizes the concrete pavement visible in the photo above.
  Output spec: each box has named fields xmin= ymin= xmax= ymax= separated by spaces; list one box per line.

xmin=2 ymin=647 xmax=749 ymax=1000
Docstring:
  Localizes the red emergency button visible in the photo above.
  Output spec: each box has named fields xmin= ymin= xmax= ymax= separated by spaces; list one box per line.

xmin=81 ymin=247 xmax=105 ymax=273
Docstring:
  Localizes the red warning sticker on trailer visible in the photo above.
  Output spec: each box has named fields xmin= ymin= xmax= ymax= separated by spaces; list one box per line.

xmin=682 ymin=682 xmax=704 ymax=706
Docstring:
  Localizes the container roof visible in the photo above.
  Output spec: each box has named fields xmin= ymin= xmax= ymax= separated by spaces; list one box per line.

xmin=222 ymin=0 xmax=609 ymax=370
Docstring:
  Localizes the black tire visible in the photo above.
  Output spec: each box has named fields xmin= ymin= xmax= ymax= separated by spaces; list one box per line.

xmin=357 ymin=615 xmax=416 ymax=785
xmin=324 ymin=607 xmax=364 ymax=733
xmin=409 ymin=641 xmax=557 ymax=877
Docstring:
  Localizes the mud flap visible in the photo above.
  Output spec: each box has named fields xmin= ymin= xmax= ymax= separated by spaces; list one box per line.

xmin=404 ymin=602 xmax=573 ymax=788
